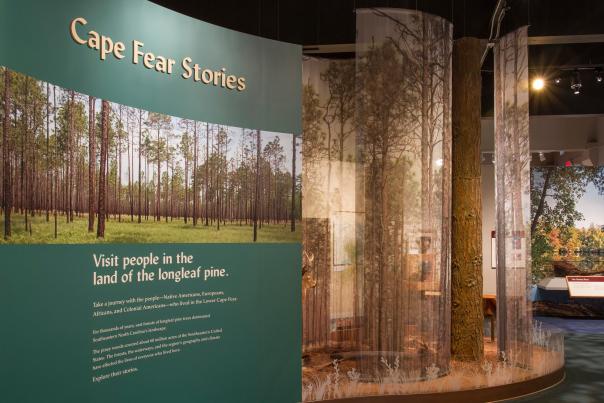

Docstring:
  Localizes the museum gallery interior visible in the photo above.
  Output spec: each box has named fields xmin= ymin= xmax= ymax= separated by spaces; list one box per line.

xmin=1 ymin=0 xmax=604 ymax=402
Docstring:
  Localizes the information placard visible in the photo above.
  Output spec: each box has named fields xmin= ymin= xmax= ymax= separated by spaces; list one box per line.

xmin=566 ymin=276 xmax=604 ymax=298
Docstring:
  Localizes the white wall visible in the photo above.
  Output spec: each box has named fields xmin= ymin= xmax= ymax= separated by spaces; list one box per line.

xmin=482 ymin=114 xmax=604 ymax=154
xmin=479 ymin=114 xmax=604 ymax=295
xmin=481 ymin=163 xmax=497 ymax=295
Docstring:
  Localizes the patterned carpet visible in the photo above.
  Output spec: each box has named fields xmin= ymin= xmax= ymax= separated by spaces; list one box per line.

xmin=513 ymin=317 xmax=604 ymax=403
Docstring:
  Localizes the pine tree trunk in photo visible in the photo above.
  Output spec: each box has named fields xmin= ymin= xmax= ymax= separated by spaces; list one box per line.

xmin=12 ymin=99 xmax=19 ymax=217
xmin=138 ymin=109 xmax=142 ymax=223
xmin=222 ymin=135 xmax=228 ymax=227
xmin=184 ymin=138 xmax=189 ymax=224
xmin=31 ymin=95 xmax=38 ymax=225
xmin=23 ymin=78 xmax=29 ymax=230
xmin=451 ymin=37 xmax=484 ymax=362
xmin=88 ymin=96 xmax=96 ymax=232
xmin=156 ymin=126 xmax=161 ymax=221
xmin=193 ymin=122 xmax=198 ymax=226
xmin=78 ymin=128 xmax=84 ymax=217
xmin=265 ymin=163 xmax=271 ymax=226
xmin=216 ymin=135 xmax=222 ymax=231
xmin=68 ymin=90 xmax=75 ymax=222
xmin=145 ymin=155 xmax=149 ymax=220
xmin=45 ymin=83 xmax=50 ymax=221
xmin=291 ymin=134 xmax=296 ymax=232
xmin=3 ymin=68 xmax=12 ymax=238
xmin=105 ymin=136 xmax=109 ymax=221
xmin=170 ymin=158 xmax=174 ymax=221
xmin=53 ymin=85 xmax=58 ymax=238
xmin=128 ymin=112 xmax=133 ymax=221
xmin=97 ymin=100 xmax=110 ymax=238
xmin=420 ymin=16 xmax=430 ymax=235
xmin=205 ymin=122 xmax=209 ymax=226
xmin=118 ymin=107 xmax=122 ymax=222
xmin=164 ymin=132 xmax=169 ymax=223
xmin=253 ymin=129 xmax=260 ymax=242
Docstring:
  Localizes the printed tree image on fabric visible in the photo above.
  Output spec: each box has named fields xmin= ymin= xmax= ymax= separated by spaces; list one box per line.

xmin=301 ymin=12 xmax=565 ymax=402
xmin=302 ymin=7 xmax=455 ymax=396
xmin=0 ymin=67 xmax=301 ymax=244
xmin=531 ymin=166 xmax=604 ymax=281
xmin=494 ymin=25 xmax=532 ymax=370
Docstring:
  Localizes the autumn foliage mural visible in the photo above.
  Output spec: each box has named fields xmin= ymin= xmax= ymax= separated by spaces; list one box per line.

xmin=531 ymin=166 xmax=604 ymax=280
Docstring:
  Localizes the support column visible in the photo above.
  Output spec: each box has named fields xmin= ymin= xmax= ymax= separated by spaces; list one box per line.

xmin=451 ymin=37 xmax=484 ymax=362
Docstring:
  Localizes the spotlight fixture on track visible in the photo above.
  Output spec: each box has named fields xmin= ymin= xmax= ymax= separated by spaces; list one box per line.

xmin=532 ymin=77 xmax=545 ymax=91
xmin=571 ymin=70 xmax=582 ymax=95
xmin=550 ymin=65 xmax=604 ymax=94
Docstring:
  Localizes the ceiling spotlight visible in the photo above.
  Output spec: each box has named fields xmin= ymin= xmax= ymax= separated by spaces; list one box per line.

xmin=435 ymin=158 xmax=444 ymax=167
xmin=539 ymin=152 xmax=545 ymax=162
xmin=596 ymin=68 xmax=603 ymax=83
xmin=554 ymin=77 xmax=561 ymax=85
xmin=571 ymin=69 xmax=582 ymax=95
xmin=532 ymin=77 xmax=545 ymax=91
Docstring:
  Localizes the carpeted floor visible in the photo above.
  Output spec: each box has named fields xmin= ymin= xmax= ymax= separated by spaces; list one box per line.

xmin=512 ymin=317 xmax=604 ymax=402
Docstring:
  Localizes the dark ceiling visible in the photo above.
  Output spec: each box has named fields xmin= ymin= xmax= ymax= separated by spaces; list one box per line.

xmin=152 ymin=0 xmax=604 ymax=116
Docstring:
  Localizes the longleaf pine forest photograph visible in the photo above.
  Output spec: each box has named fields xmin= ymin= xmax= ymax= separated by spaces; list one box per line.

xmin=0 ymin=67 xmax=302 ymax=244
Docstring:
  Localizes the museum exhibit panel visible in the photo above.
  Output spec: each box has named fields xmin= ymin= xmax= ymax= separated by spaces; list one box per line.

xmin=0 ymin=1 xmax=302 ymax=402
xmin=3 ymin=0 xmax=604 ymax=402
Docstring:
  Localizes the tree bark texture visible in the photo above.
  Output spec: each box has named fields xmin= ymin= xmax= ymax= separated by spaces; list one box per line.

xmin=451 ymin=37 xmax=484 ymax=362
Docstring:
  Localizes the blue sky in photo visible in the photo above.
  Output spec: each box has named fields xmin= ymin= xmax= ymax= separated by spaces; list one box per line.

xmin=575 ymin=182 xmax=604 ymax=228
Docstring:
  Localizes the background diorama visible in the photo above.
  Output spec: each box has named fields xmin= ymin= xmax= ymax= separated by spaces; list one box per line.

xmin=531 ymin=165 xmax=604 ymax=317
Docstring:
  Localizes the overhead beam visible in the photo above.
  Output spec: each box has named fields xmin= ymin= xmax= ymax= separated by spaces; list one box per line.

xmin=528 ymin=34 xmax=604 ymax=45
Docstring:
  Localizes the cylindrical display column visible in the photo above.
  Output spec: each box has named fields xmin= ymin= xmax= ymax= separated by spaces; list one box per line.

xmin=355 ymin=8 xmax=452 ymax=380
xmin=494 ymin=26 xmax=532 ymax=367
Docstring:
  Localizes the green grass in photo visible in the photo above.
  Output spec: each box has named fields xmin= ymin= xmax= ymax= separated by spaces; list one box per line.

xmin=0 ymin=214 xmax=301 ymax=244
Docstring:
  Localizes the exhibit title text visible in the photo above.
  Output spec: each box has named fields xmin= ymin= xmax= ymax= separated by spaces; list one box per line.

xmin=69 ymin=17 xmax=247 ymax=91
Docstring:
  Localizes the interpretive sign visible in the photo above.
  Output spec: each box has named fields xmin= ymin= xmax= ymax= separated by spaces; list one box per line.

xmin=567 ymin=276 xmax=604 ymax=298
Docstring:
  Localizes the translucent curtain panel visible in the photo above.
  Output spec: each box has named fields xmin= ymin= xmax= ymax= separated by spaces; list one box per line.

xmin=494 ymin=26 xmax=532 ymax=368
xmin=355 ymin=8 xmax=452 ymax=380
xmin=302 ymin=58 xmax=358 ymax=353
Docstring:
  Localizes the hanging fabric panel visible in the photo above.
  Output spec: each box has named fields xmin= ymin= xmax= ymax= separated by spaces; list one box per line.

xmin=355 ymin=8 xmax=452 ymax=380
xmin=302 ymin=57 xmax=358 ymax=353
xmin=494 ymin=26 xmax=532 ymax=368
